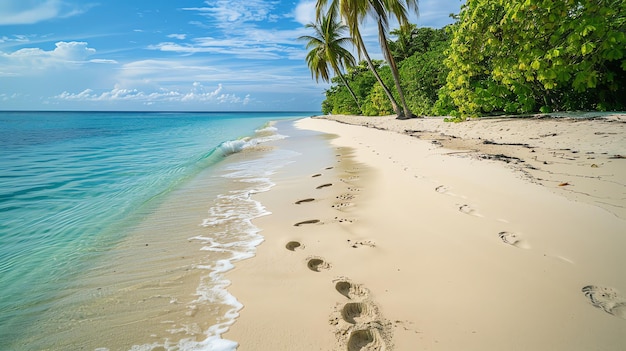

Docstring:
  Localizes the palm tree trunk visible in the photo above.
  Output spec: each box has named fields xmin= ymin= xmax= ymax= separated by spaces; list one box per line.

xmin=354 ymin=31 xmax=402 ymax=117
xmin=338 ymin=72 xmax=361 ymax=113
xmin=330 ymin=61 xmax=360 ymax=112
xmin=378 ymin=20 xmax=414 ymax=119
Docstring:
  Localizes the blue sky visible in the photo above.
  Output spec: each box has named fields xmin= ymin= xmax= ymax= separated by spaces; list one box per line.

xmin=0 ymin=0 xmax=462 ymax=111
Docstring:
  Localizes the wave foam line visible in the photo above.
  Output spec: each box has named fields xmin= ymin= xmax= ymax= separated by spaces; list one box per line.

xmin=130 ymin=143 xmax=298 ymax=351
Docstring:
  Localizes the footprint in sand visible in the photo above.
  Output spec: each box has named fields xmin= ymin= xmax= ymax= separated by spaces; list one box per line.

xmin=295 ymin=198 xmax=315 ymax=205
xmin=342 ymin=302 xmax=376 ymax=324
xmin=340 ymin=176 xmax=360 ymax=182
xmin=294 ymin=219 xmax=320 ymax=226
xmin=286 ymin=241 xmax=303 ymax=251
xmin=435 ymin=185 xmax=449 ymax=193
xmin=335 ymin=279 xmax=369 ymax=300
xmin=582 ymin=285 xmax=626 ymax=319
xmin=316 ymin=183 xmax=333 ymax=189
xmin=332 ymin=202 xmax=353 ymax=209
xmin=435 ymin=185 xmax=464 ymax=198
xmin=307 ymin=257 xmax=331 ymax=272
xmin=498 ymin=231 xmax=530 ymax=249
xmin=347 ymin=328 xmax=386 ymax=351
xmin=347 ymin=239 xmax=376 ymax=248
xmin=459 ymin=204 xmax=483 ymax=217
xmin=337 ymin=193 xmax=356 ymax=201
xmin=334 ymin=217 xmax=356 ymax=224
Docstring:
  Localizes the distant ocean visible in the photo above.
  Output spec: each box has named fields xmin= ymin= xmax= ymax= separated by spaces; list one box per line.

xmin=0 ymin=111 xmax=318 ymax=351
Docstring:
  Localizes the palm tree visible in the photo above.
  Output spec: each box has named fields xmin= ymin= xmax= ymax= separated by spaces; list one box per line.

xmin=299 ymin=11 xmax=361 ymax=112
xmin=317 ymin=0 xmax=400 ymax=117
xmin=376 ymin=0 xmax=418 ymax=119
xmin=317 ymin=0 xmax=418 ymax=119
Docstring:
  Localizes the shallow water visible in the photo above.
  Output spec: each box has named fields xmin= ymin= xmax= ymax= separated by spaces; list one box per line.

xmin=0 ymin=111 xmax=316 ymax=350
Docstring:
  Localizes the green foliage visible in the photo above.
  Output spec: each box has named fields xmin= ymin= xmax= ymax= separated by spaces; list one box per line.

xmin=318 ymin=0 xmax=626 ymax=118
xmin=362 ymin=83 xmax=394 ymax=115
xmin=390 ymin=25 xmax=449 ymax=63
xmin=397 ymin=31 xmax=451 ymax=115
xmin=322 ymin=62 xmax=378 ymax=115
xmin=322 ymin=27 xmax=451 ymax=116
xmin=445 ymin=0 xmax=626 ymax=117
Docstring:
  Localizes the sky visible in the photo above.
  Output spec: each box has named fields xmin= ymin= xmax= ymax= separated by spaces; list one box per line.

xmin=0 ymin=0 xmax=462 ymax=111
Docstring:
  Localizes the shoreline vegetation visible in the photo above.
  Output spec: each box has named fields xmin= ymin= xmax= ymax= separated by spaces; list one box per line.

xmin=302 ymin=1 xmax=626 ymax=120
xmin=224 ymin=113 xmax=626 ymax=350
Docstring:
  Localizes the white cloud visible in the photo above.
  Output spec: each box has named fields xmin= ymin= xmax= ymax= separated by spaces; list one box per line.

xmin=54 ymin=82 xmax=247 ymax=105
xmin=0 ymin=41 xmax=97 ymax=74
xmin=167 ymin=33 xmax=187 ymax=40
xmin=0 ymin=35 xmax=30 ymax=43
xmin=0 ymin=71 xmax=20 ymax=77
xmin=294 ymin=1 xmax=315 ymax=25
xmin=89 ymin=59 xmax=118 ymax=64
xmin=0 ymin=93 xmax=21 ymax=101
xmin=149 ymin=41 xmax=283 ymax=60
xmin=51 ymin=41 xmax=96 ymax=60
xmin=150 ymin=25 xmax=309 ymax=60
xmin=2 ymin=41 xmax=95 ymax=60
xmin=183 ymin=0 xmax=278 ymax=27
xmin=0 ymin=0 xmax=94 ymax=25
xmin=169 ymin=1 xmax=313 ymax=62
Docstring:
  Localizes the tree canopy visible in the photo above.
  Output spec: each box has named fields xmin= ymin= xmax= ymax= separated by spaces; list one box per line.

xmin=315 ymin=0 xmax=626 ymax=118
xmin=445 ymin=0 xmax=626 ymax=117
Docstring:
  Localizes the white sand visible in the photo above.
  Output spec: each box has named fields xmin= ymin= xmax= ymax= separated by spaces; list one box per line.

xmin=224 ymin=115 xmax=626 ymax=350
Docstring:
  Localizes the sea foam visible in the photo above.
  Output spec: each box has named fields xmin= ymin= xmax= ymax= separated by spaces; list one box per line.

xmin=131 ymin=122 xmax=296 ymax=351
xmin=216 ymin=122 xmax=287 ymax=157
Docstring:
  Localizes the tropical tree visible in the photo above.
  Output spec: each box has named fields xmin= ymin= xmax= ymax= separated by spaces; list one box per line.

xmin=316 ymin=0 xmax=399 ymax=116
xmin=374 ymin=0 xmax=419 ymax=118
xmin=316 ymin=0 xmax=418 ymax=119
xmin=299 ymin=11 xmax=361 ymax=111
xmin=389 ymin=23 xmax=418 ymax=62
xmin=321 ymin=26 xmax=452 ymax=116
xmin=397 ymin=27 xmax=451 ymax=115
xmin=390 ymin=25 xmax=448 ymax=62
xmin=445 ymin=0 xmax=626 ymax=117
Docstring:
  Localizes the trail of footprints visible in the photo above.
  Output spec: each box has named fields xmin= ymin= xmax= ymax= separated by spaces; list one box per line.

xmin=435 ymin=183 xmax=528 ymax=249
xmin=436 ymin=183 xmax=625 ymax=320
xmin=330 ymin=278 xmax=392 ymax=351
xmin=286 ymin=153 xmax=388 ymax=349
xmin=289 ymin=155 xmax=624 ymax=348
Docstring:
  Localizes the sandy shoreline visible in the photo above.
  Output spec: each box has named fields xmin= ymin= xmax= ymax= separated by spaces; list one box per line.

xmin=224 ymin=115 xmax=626 ymax=350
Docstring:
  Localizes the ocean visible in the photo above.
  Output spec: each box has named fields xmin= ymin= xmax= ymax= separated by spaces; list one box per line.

xmin=0 ymin=111 xmax=319 ymax=351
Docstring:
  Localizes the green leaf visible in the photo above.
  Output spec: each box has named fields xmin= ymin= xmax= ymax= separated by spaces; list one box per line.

xmin=582 ymin=25 xmax=596 ymax=37
xmin=581 ymin=42 xmax=595 ymax=55
xmin=531 ymin=60 xmax=541 ymax=70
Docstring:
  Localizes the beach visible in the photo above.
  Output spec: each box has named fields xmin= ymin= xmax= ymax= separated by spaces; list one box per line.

xmin=0 ymin=111 xmax=317 ymax=351
xmin=224 ymin=114 xmax=626 ymax=350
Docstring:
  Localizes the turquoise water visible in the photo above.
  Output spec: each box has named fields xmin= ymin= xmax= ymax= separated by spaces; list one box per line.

xmin=0 ymin=111 xmax=317 ymax=350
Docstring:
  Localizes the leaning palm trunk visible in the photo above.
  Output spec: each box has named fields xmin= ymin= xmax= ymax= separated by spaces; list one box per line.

xmin=378 ymin=19 xmax=413 ymax=119
xmin=354 ymin=30 xmax=402 ymax=117
xmin=335 ymin=67 xmax=361 ymax=112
